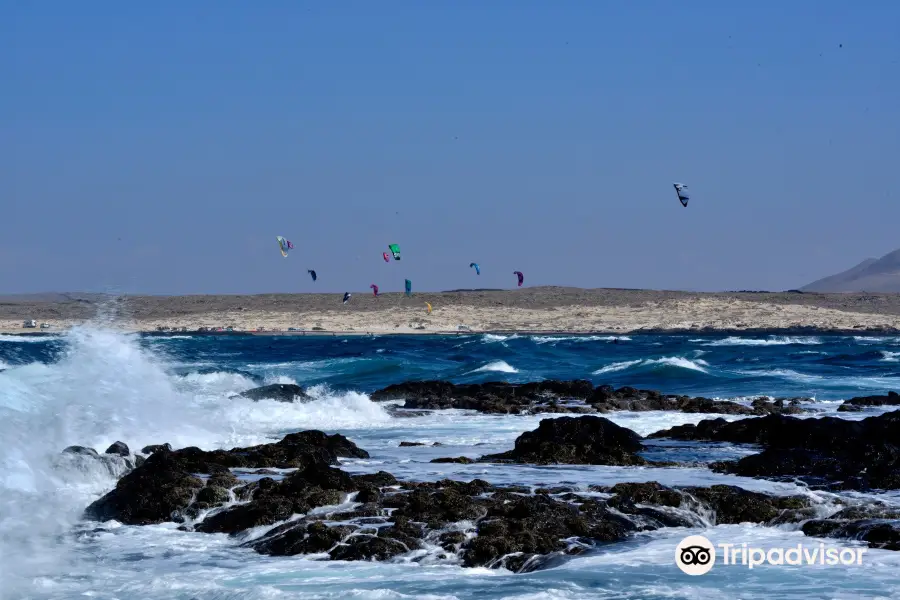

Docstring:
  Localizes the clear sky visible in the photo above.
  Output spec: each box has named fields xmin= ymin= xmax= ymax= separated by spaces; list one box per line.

xmin=3 ymin=1 xmax=899 ymax=295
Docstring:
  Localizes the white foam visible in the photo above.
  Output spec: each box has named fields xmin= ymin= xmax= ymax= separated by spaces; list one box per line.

xmin=593 ymin=357 xmax=709 ymax=375
xmin=0 ymin=334 xmax=58 ymax=343
xmin=694 ymin=336 xmax=823 ymax=347
xmin=470 ymin=360 xmax=519 ymax=374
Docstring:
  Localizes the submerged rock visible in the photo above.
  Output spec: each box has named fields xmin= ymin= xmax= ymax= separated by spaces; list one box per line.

xmin=240 ymin=383 xmax=310 ymax=403
xmin=479 ymin=415 xmax=649 ymax=466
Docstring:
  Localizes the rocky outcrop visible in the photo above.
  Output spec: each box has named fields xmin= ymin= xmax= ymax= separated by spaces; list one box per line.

xmin=802 ymin=505 xmax=900 ymax=550
xmin=239 ymin=384 xmax=310 ymax=403
xmin=651 ymin=412 xmax=900 ymax=491
xmin=838 ymin=391 xmax=900 ymax=412
xmin=83 ymin=431 xmax=369 ymax=525
xmin=479 ymin=416 xmax=649 ymax=466
xmin=370 ymin=380 xmax=596 ymax=414
xmin=79 ymin=425 xmax=852 ymax=570
xmin=369 ymin=380 xmax=809 ymax=416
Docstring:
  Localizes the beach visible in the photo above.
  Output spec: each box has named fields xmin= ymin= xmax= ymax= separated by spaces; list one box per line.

xmin=3 ymin=288 xmax=900 ymax=334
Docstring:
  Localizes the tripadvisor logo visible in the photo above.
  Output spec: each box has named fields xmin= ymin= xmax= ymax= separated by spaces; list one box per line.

xmin=674 ymin=535 xmax=868 ymax=575
xmin=676 ymin=535 xmax=716 ymax=575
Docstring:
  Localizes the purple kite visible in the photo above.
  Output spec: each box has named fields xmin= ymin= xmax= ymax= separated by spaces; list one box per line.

xmin=370 ymin=284 xmax=379 ymax=296
xmin=382 ymin=252 xmax=390 ymax=263
xmin=513 ymin=271 xmax=524 ymax=287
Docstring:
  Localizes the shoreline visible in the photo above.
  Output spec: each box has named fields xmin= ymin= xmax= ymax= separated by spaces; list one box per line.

xmin=4 ymin=288 xmax=900 ymax=336
xmin=4 ymin=325 xmax=900 ymax=338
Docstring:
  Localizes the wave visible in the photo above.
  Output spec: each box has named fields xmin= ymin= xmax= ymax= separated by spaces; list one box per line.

xmin=531 ymin=335 xmax=631 ymax=344
xmin=694 ymin=336 xmax=822 ymax=347
xmin=593 ymin=356 xmax=710 ymax=375
xmin=0 ymin=324 xmax=401 ymax=595
xmin=470 ymin=360 xmax=519 ymax=374
xmin=0 ymin=334 xmax=59 ymax=343
xmin=881 ymin=351 xmax=900 ymax=363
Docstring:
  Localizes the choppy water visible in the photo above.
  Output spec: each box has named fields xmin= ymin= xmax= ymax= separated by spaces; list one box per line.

xmin=2 ymin=329 xmax=900 ymax=599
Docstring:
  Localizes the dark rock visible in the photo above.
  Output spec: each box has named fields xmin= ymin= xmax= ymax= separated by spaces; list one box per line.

xmin=369 ymin=380 xmax=807 ymax=416
xmin=206 ymin=472 xmax=239 ymax=489
xmin=840 ymin=391 xmax=900 ymax=409
xmin=803 ymin=518 xmax=900 ymax=550
xmin=352 ymin=471 xmax=398 ymax=488
xmin=240 ymin=384 xmax=310 ymax=403
xmin=83 ymin=450 xmax=204 ymax=525
xmin=141 ymin=443 xmax=173 ymax=455
xmin=697 ymin=412 xmax=900 ymax=490
xmin=104 ymin=441 xmax=130 ymax=457
xmin=460 ymin=494 xmax=635 ymax=571
xmin=479 ymin=416 xmax=648 ymax=466
xmin=604 ymin=482 xmax=683 ymax=509
xmin=370 ymin=380 xmax=595 ymax=414
xmin=680 ymin=485 xmax=809 ymax=524
xmin=84 ymin=430 xmax=368 ymax=525
xmin=430 ymin=456 xmax=476 ymax=464
xmin=250 ymin=521 xmax=353 ymax=556
xmin=328 ymin=534 xmax=411 ymax=561
xmin=399 ymin=441 xmax=426 ymax=447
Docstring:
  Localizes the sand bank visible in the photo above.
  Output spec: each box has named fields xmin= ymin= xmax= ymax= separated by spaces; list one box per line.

xmin=2 ymin=289 xmax=900 ymax=335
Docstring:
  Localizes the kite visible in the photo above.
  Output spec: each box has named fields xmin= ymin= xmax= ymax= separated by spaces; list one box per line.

xmin=276 ymin=236 xmax=294 ymax=257
xmin=308 ymin=270 xmax=317 ymax=282
xmin=513 ymin=271 xmax=524 ymax=287
xmin=470 ymin=262 xmax=480 ymax=275
xmin=383 ymin=252 xmax=390 ymax=263
xmin=389 ymin=244 xmax=401 ymax=260
xmin=673 ymin=183 xmax=689 ymax=207
xmin=425 ymin=302 xmax=432 ymax=314
xmin=370 ymin=284 xmax=379 ymax=296
xmin=342 ymin=292 xmax=351 ymax=304
xmin=405 ymin=279 xmax=412 ymax=297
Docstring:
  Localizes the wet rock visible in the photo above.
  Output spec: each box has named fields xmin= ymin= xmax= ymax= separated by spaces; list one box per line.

xmin=83 ymin=450 xmax=204 ymax=525
xmin=196 ymin=463 xmax=356 ymax=534
xmin=680 ymin=485 xmax=809 ymax=524
xmin=141 ymin=443 xmax=173 ymax=455
xmin=328 ymin=534 xmax=411 ymax=561
xmin=352 ymin=471 xmax=399 ymax=488
xmin=399 ymin=441 xmax=426 ymax=447
xmin=83 ymin=431 xmax=369 ymax=525
xmin=430 ymin=456 xmax=476 ymax=464
xmin=460 ymin=494 xmax=635 ymax=572
xmin=839 ymin=391 xmax=900 ymax=410
xmin=250 ymin=521 xmax=354 ymax=556
xmin=479 ymin=416 xmax=648 ymax=466
xmin=370 ymin=380 xmax=808 ymax=416
xmin=240 ymin=383 xmax=310 ymax=403
xmin=696 ymin=412 xmax=900 ymax=490
xmin=802 ymin=518 xmax=900 ymax=550
xmin=104 ymin=441 xmax=130 ymax=457
xmin=370 ymin=380 xmax=595 ymax=414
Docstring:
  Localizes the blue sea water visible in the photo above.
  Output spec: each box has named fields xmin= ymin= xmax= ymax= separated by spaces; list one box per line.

xmin=1 ymin=329 xmax=899 ymax=599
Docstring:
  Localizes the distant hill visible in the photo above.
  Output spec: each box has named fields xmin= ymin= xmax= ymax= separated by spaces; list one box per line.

xmin=801 ymin=249 xmax=900 ymax=292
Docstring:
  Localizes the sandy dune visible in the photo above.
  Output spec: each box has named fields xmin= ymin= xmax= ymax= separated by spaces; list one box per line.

xmin=3 ymin=288 xmax=900 ymax=334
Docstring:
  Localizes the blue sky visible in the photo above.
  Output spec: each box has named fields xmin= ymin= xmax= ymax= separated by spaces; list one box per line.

xmin=3 ymin=1 xmax=898 ymax=294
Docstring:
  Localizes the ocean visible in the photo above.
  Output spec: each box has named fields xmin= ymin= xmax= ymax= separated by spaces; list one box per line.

xmin=2 ymin=328 xmax=900 ymax=599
